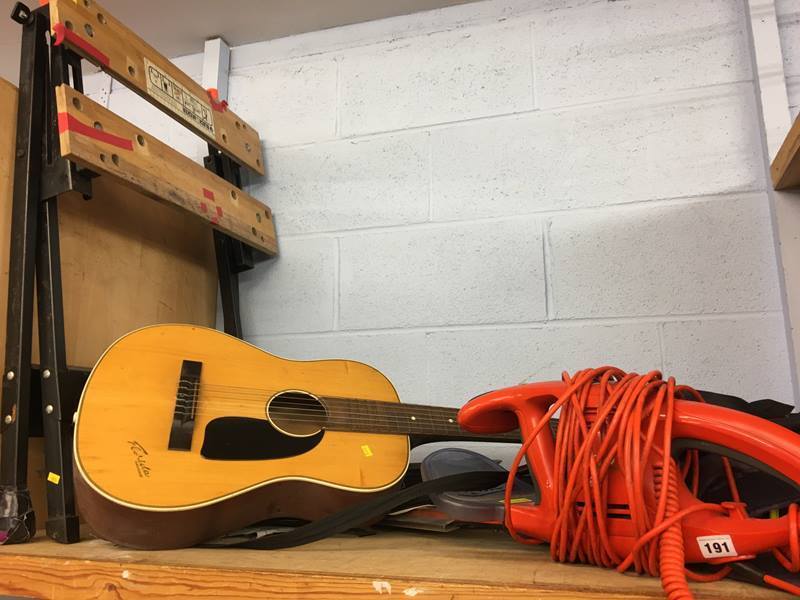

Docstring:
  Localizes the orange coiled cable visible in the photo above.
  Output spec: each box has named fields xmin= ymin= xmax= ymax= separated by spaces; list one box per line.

xmin=502 ymin=367 xmax=743 ymax=600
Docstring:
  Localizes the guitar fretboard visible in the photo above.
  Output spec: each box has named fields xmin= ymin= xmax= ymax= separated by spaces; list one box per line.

xmin=321 ymin=397 xmax=520 ymax=442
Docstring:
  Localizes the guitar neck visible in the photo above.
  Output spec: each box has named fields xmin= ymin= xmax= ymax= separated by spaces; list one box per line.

xmin=322 ymin=397 xmax=522 ymax=443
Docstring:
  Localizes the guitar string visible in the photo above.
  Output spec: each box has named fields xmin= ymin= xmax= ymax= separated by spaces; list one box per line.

xmin=171 ymin=414 xmax=462 ymax=435
xmin=175 ymin=379 xmax=461 ymax=408
xmin=169 ymin=402 xmax=522 ymax=438
xmin=173 ymin=398 xmax=454 ymax=419
xmin=170 ymin=384 xmax=464 ymax=418
xmin=177 ymin=397 xmax=459 ymax=416
xmin=171 ymin=402 xmax=463 ymax=429
xmin=173 ymin=405 xmax=456 ymax=424
xmin=165 ymin=409 xmax=521 ymax=440
xmin=168 ymin=414 xmax=484 ymax=437
xmin=159 ymin=378 xmax=486 ymax=433
xmin=171 ymin=392 xmax=478 ymax=433
xmin=175 ymin=379 xmax=462 ymax=411
xmin=159 ymin=383 xmax=522 ymax=436
xmin=174 ymin=379 xmax=404 ymax=395
xmin=174 ymin=398 xmax=460 ymax=419
xmin=174 ymin=380 xmax=475 ymax=412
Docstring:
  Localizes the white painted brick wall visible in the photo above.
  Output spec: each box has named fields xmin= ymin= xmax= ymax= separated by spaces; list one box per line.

xmin=548 ymin=193 xmax=782 ymax=319
xmin=662 ymin=315 xmax=792 ymax=401
xmin=85 ymin=0 xmax=795 ymax=406
xmin=776 ymin=0 xmax=800 ymax=119
xmin=425 ymin=323 xmax=663 ymax=407
xmin=339 ymin=218 xmax=546 ymax=329
xmin=338 ymin=20 xmax=534 ymax=136
xmin=227 ymin=58 xmax=338 ymax=148
xmin=533 ymin=0 xmax=751 ymax=108
xmin=253 ymin=132 xmax=430 ymax=235
xmin=430 ymin=84 xmax=764 ymax=220
xmin=239 ymin=237 xmax=337 ymax=335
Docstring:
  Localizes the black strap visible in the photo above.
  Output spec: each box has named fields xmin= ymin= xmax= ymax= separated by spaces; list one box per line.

xmin=205 ymin=471 xmax=507 ymax=550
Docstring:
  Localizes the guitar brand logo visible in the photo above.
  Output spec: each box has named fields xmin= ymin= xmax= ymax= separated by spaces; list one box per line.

xmin=127 ymin=441 xmax=151 ymax=478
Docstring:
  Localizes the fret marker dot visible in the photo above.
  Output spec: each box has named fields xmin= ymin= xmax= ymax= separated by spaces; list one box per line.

xmin=410 ymin=416 xmax=416 ymax=421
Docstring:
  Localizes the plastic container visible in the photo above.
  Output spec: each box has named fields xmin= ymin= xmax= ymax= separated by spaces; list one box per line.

xmin=420 ymin=448 xmax=538 ymax=524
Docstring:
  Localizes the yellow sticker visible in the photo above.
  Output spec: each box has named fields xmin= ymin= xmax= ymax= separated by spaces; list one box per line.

xmin=361 ymin=445 xmax=373 ymax=457
xmin=498 ymin=497 xmax=531 ymax=504
xmin=47 ymin=472 xmax=61 ymax=485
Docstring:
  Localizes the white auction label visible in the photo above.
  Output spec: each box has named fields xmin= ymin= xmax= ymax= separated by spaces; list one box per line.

xmin=696 ymin=535 xmax=737 ymax=559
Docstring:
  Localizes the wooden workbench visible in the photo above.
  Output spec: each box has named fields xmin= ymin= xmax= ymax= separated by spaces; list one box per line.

xmin=0 ymin=529 xmax=786 ymax=599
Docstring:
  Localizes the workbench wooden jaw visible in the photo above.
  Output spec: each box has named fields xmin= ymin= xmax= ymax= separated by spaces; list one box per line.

xmin=48 ymin=0 xmax=265 ymax=176
xmin=55 ymin=85 xmax=277 ymax=256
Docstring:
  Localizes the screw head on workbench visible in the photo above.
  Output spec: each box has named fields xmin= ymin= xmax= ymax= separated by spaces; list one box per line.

xmin=45 ymin=404 xmax=53 ymax=415
xmin=42 ymin=369 xmax=51 ymax=379
xmin=3 ymin=415 xmax=11 ymax=424
xmin=5 ymin=371 xmax=14 ymax=381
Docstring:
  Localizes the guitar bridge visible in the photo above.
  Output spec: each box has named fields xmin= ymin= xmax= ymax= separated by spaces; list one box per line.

xmin=168 ymin=360 xmax=202 ymax=451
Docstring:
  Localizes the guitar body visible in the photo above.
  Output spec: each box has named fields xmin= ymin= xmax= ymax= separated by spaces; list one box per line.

xmin=74 ymin=324 xmax=409 ymax=548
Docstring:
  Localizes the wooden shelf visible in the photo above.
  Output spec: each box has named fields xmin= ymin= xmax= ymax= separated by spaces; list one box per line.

xmin=0 ymin=529 xmax=783 ymax=599
xmin=772 ymin=115 xmax=800 ymax=189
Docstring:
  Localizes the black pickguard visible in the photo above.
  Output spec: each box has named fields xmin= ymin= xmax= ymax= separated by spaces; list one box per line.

xmin=201 ymin=417 xmax=324 ymax=460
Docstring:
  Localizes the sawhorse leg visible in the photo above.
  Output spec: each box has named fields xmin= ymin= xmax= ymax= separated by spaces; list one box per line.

xmin=1 ymin=3 xmax=88 ymax=544
xmin=205 ymin=147 xmax=254 ymax=339
xmin=0 ymin=5 xmax=49 ymax=544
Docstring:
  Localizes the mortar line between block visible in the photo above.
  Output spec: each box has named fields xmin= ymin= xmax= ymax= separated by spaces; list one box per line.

xmin=261 ymin=78 xmax=755 ymax=152
xmin=334 ymin=237 xmax=341 ymax=330
xmin=657 ymin=321 xmax=667 ymax=374
xmin=276 ymin=189 xmax=766 ymax=240
xmin=247 ymin=310 xmax=784 ymax=339
xmin=541 ymin=219 xmax=553 ymax=321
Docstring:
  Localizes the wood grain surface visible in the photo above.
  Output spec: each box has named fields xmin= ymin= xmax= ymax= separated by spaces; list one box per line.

xmin=772 ymin=114 xmax=800 ymax=189
xmin=56 ymin=85 xmax=277 ymax=256
xmin=0 ymin=530 xmax=783 ymax=599
xmin=0 ymin=77 xmax=219 ymax=369
xmin=0 ymin=77 xmax=219 ymax=521
xmin=50 ymin=0 xmax=265 ymax=175
xmin=75 ymin=325 xmax=408 ymax=510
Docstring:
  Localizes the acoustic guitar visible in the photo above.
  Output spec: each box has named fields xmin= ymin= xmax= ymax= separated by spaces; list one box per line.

xmin=73 ymin=324 xmax=520 ymax=549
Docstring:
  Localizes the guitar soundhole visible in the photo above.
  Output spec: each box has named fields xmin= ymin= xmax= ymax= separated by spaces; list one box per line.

xmin=267 ymin=390 xmax=328 ymax=437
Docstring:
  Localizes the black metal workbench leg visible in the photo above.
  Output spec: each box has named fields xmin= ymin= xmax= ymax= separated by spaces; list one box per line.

xmin=36 ymin=194 xmax=79 ymax=543
xmin=0 ymin=4 xmax=49 ymax=544
xmin=213 ymin=231 xmax=244 ymax=337
xmin=31 ymin=13 xmax=85 ymax=545
xmin=205 ymin=146 xmax=253 ymax=339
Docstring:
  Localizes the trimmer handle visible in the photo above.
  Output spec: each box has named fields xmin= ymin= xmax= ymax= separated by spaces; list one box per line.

xmin=460 ymin=382 xmax=800 ymax=558
xmin=459 ymin=382 xmax=568 ymax=534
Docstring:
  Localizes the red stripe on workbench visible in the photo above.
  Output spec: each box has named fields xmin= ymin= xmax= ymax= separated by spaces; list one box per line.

xmin=52 ymin=23 xmax=110 ymax=67
xmin=216 ymin=206 xmax=223 ymax=218
xmin=202 ymin=188 xmax=215 ymax=201
xmin=57 ymin=113 xmax=134 ymax=151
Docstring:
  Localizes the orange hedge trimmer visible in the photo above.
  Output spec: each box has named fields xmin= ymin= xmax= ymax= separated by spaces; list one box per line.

xmin=458 ymin=367 xmax=800 ymax=598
